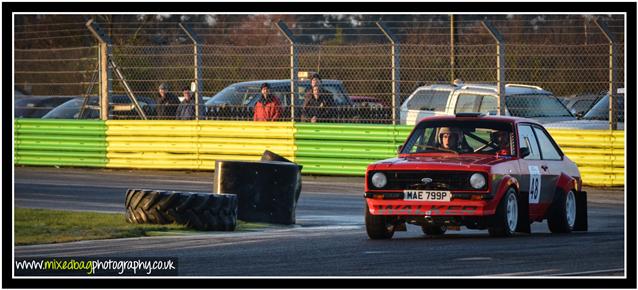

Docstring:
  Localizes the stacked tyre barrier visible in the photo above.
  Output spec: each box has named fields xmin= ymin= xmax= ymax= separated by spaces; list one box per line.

xmin=14 ymin=119 xmax=107 ymax=167
xmin=125 ymin=189 xmax=238 ymax=231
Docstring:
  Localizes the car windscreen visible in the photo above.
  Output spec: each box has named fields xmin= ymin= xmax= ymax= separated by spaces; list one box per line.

xmin=401 ymin=120 xmax=514 ymax=155
xmin=505 ymin=94 xmax=573 ymax=118
xmin=42 ymin=97 xmax=97 ymax=119
xmin=42 ymin=96 xmax=152 ymax=119
xmin=206 ymin=85 xmax=260 ymax=106
xmin=583 ymin=94 xmax=624 ymax=122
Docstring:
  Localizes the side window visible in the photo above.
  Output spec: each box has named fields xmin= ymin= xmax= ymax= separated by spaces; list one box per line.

xmin=407 ymin=90 xmax=450 ymax=112
xmin=479 ymin=95 xmax=498 ymax=114
xmin=532 ymin=127 xmax=562 ymax=160
xmin=455 ymin=94 xmax=480 ymax=113
xmin=518 ymin=125 xmax=541 ymax=160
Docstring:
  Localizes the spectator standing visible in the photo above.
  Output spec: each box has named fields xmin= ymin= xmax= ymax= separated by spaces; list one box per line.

xmin=254 ymin=83 xmax=281 ymax=121
xmin=176 ymin=87 xmax=195 ymax=120
xmin=302 ymin=73 xmax=333 ymax=122
xmin=156 ymin=83 xmax=180 ymax=119
xmin=303 ymin=85 xmax=333 ymax=123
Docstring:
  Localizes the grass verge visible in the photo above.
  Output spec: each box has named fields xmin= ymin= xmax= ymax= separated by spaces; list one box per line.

xmin=15 ymin=208 xmax=269 ymax=246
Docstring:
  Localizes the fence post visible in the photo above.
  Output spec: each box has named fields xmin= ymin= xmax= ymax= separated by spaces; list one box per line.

xmin=377 ymin=21 xmax=400 ymax=125
xmin=594 ymin=18 xmax=618 ymax=130
xmin=86 ymin=19 xmax=112 ymax=121
xmin=450 ymin=14 xmax=458 ymax=82
xmin=275 ymin=20 xmax=298 ymax=122
xmin=481 ymin=20 xmax=506 ymax=116
xmin=179 ymin=23 xmax=204 ymax=120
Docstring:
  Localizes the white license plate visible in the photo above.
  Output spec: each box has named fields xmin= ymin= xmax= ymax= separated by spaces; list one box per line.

xmin=403 ymin=190 xmax=451 ymax=202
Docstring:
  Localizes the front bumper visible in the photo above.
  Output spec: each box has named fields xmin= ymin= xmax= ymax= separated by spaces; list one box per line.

xmin=366 ymin=197 xmax=497 ymax=216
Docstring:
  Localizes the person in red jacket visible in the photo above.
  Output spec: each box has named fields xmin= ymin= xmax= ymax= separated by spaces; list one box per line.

xmin=254 ymin=83 xmax=281 ymax=121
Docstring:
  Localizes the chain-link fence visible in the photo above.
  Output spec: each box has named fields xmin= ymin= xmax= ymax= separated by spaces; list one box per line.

xmin=14 ymin=15 xmax=625 ymax=128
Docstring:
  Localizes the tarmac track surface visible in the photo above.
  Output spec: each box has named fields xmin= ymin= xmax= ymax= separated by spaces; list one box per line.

xmin=13 ymin=167 xmax=625 ymax=277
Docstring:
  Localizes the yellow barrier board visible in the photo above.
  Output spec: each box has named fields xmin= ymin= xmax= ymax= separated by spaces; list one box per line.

xmin=105 ymin=120 xmax=295 ymax=170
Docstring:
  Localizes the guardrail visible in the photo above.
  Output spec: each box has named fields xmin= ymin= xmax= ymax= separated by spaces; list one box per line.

xmin=13 ymin=120 xmax=624 ymax=187
xmin=14 ymin=119 xmax=107 ymax=167
xmin=548 ymin=129 xmax=624 ymax=187
xmin=105 ymin=120 xmax=294 ymax=170
xmin=295 ymin=124 xmax=624 ymax=187
xmin=294 ymin=123 xmax=411 ymax=175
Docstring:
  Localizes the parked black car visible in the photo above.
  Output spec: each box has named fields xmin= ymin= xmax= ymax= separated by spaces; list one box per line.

xmin=42 ymin=95 xmax=156 ymax=119
xmin=204 ymin=79 xmax=391 ymax=123
xmin=15 ymin=96 xmax=75 ymax=118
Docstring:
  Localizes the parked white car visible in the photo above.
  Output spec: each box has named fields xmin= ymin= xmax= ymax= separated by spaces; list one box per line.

xmin=544 ymin=88 xmax=625 ymax=130
xmin=399 ymin=83 xmax=576 ymax=125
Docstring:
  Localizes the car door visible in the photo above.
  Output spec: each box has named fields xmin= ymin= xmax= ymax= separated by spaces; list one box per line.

xmin=516 ymin=123 xmax=552 ymax=220
xmin=530 ymin=125 xmax=564 ymax=217
xmin=404 ymin=89 xmax=454 ymax=125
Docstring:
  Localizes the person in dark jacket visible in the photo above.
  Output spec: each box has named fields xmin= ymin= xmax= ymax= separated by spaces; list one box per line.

xmin=303 ymin=85 xmax=333 ymax=123
xmin=302 ymin=74 xmax=333 ymax=122
xmin=176 ymin=87 xmax=195 ymax=120
xmin=254 ymin=83 xmax=282 ymax=121
xmin=156 ymin=83 xmax=180 ymax=119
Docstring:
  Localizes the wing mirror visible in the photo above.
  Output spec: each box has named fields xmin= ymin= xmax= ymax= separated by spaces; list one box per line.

xmin=520 ymin=147 xmax=531 ymax=158
xmin=397 ymin=145 xmax=404 ymax=153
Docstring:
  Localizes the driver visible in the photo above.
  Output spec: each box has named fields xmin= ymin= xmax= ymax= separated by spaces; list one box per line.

xmin=438 ymin=127 xmax=462 ymax=151
xmin=491 ymin=131 xmax=511 ymax=154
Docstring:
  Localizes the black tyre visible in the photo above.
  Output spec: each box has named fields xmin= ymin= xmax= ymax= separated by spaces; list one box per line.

xmin=422 ymin=224 xmax=447 ymax=236
xmin=124 ymin=189 xmax=238 ymax=231
xmin=547 ymin=189 xmax=576 ymax=233
xmin=364 ymin=203 xmax=395 ymax=239
xmin=488 ymin=188 xmax=518 ymax=237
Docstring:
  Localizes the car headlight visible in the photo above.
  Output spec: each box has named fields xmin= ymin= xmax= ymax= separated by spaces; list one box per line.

xmin=470 ymin=173 xmax=486 ymax=189
xmin=371 ymin=172 xmax=387 ymax=188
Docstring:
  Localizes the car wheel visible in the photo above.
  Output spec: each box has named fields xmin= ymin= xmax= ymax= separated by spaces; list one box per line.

xmin=548 ymin=189 xmax=576 ymax=233
xmin=422 ymin=224 xmax=447 ymax=236
xmin=488 ymin=188 xmax=518 ymax=237
xmin=365 ymin=203 xmax=395 ymax=239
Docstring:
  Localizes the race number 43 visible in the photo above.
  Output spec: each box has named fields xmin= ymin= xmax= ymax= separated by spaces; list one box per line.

xmin=528 ymin=166 xmax=541 ymax=204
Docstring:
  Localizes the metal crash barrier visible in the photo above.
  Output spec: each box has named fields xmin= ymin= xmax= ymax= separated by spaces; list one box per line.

xmin=14 ymin=120 xmax=624 ymax=187
xmin=548 ymin=129 xmax=624 ymax=187
xmin=14 ymin=119 xmax=107 ymax=167
xmin=294 ymin=123 xmax=412 ymax=175
xmin=105 ymin=120 xmax=295 ymax=170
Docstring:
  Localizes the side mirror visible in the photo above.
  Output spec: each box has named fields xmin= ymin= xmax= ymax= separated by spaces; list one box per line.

xmin=520 ymin=147 xmax=530 ymax=158
xmin=397 ymin=145 xmax=404 ymax=153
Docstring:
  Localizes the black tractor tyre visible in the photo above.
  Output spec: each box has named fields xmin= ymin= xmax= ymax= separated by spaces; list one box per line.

xmin=422 ymin=224 xmax=447 ymax=236
xmin=547 ymin=189 xmax=576 ymax=233
xmin=124 ymin=189 xmax=238 ymax=231
xmin=365 ymin=203 xmax=395 ymax=240
xmin=488 ymin=188 xmax=519 ymax=237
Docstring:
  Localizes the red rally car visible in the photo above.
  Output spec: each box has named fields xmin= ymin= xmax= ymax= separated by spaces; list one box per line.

xmin=364 ymin=113 xmax=588 ymax=239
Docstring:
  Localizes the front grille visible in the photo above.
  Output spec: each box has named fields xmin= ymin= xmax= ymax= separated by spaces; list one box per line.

xmin=371 ymin=171 xmax=485 ymax=191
